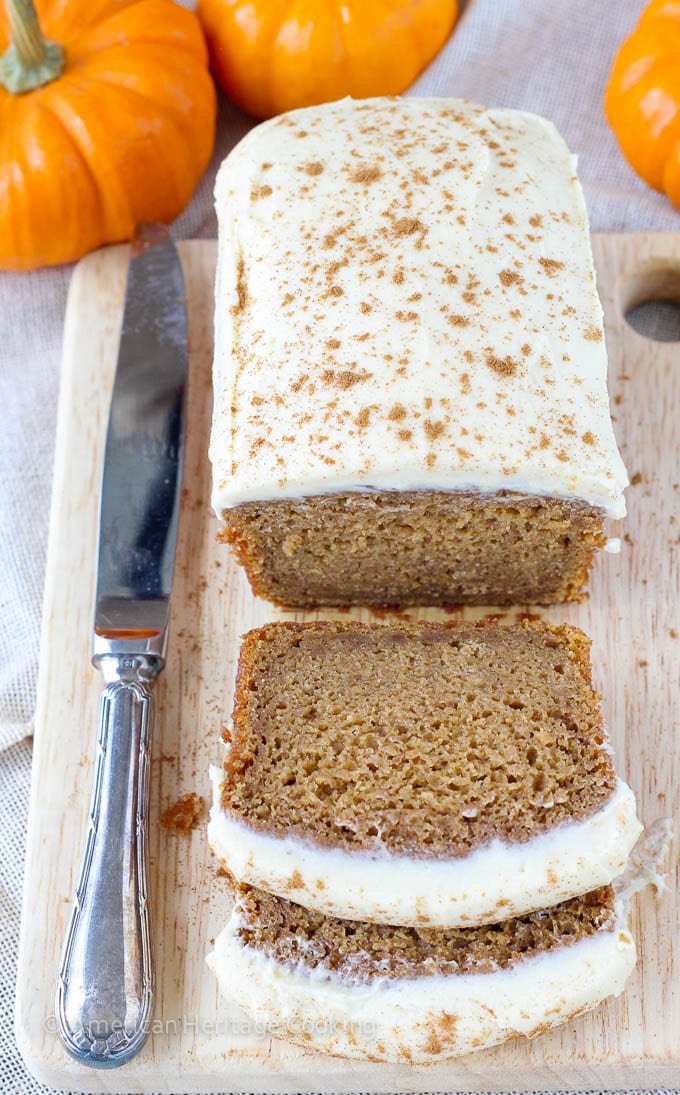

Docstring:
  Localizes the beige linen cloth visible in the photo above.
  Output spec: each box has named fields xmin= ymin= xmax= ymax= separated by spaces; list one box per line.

xmin=1 ymin=0 xmax=679 ymax=1091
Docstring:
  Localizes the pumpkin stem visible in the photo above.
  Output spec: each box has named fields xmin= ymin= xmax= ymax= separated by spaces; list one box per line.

xmin=0 ymin=0 xmax=64 ymax=94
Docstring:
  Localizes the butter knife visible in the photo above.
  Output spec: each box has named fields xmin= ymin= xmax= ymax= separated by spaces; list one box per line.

xmin=55 ymin=225 xmax=188 ymax=1069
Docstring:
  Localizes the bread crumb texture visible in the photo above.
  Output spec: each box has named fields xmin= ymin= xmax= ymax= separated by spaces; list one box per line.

xmin=222 ymin=620 xmax=615 ymax=856
xmin=232 ymin=880 xmax=615 ymax=982
xmin=222 ymin=489 xmax=605 ymax=607
xmin=160 ymin=793 xmax=205 ymax=833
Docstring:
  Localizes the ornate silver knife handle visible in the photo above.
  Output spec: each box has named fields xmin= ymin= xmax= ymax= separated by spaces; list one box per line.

xmin=55 ymin=649 xmax=162 ymax=1068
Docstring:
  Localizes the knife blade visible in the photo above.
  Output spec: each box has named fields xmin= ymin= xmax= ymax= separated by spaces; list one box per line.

xmin=55 ymin=224 xmax=188 ymax=1069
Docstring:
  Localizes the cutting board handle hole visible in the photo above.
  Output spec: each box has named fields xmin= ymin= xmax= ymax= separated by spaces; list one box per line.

xmin=622 ymin=261 xmax=680 ymax=343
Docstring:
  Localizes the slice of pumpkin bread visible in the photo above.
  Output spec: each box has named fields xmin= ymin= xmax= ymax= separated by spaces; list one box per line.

xmin=207 ymin=881 xmax=636 ymax=1062
xmin=208 ymin=619 xmax=640 ymax=927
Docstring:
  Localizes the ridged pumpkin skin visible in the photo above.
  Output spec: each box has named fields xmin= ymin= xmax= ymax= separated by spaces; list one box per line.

xmin=0 ymin=0 xmax=217 ymax=270
xmin=605 ymin=0 xmax=680 ymax=209
xmin=196 ymin=0 xmax=458 ymax=120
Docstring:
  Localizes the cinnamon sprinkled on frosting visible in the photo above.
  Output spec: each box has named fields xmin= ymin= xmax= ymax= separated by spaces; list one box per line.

xmin=211 ymin=97 xmax=628 ymax=517
xmin=539 ymin=257 xmax=566 ymax=276
xmin=486 ymin=353 xmax=519 ymax=378
xmin=351 ymin=164 xmax=382 ymax=183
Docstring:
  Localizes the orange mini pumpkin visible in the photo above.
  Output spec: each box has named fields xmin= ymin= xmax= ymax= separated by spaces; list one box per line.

xmin=605 ymin=0 xmax=680 ymax=210
xmin=0 ymin=0 xmax=217 ymax=270
xmin=197 ymin=0 xmax=458 ymax=120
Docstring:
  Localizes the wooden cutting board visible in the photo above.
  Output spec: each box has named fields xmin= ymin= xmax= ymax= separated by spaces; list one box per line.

xmin=15 ymin=236 xmax=680 ymax=1093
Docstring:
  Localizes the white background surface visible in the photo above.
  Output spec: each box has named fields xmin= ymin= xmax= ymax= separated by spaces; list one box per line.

xmin=1 ymin=0 xmax=679 ymax=1091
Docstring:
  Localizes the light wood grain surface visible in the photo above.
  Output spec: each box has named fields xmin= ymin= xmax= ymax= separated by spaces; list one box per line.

xmin=15 ymin=236 xmax=680 ymax=1092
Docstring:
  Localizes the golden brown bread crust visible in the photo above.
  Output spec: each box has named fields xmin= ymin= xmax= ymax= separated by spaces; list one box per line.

xmin=219 ymin=489 xmax=606 ymax=608
xmin=221 ymin=619 xmax=615 ymax=857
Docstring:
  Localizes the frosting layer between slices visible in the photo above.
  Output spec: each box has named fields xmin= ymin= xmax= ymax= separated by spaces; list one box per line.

xmin=209 ymin=771 xmax=641 ymax=928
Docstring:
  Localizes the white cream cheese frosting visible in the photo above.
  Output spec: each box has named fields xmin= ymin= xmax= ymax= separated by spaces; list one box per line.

xmin=210 ymin=96 xmax=628 ymax=516
xmin=209 ymin=768 xmax=641 ymax=928
xmin=206 ymin=895 xmax=635 ymax=1063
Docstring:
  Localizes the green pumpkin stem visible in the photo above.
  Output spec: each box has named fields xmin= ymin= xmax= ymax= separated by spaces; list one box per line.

xmin=0 ymin=0 xmax=64 ymax=93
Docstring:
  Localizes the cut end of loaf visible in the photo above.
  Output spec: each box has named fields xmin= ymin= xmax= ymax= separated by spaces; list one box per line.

xmin=220 ymin=489 xmax=607 ymax=608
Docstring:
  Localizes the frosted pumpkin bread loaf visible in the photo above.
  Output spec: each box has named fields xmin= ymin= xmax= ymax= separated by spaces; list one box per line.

xmin=208 ymin=620 xmax=640 ymax=927
xmin=209 ymin=96 xmax=628 ymax=607
xmin=207 ymin=882 xmax=635 ymax=1062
